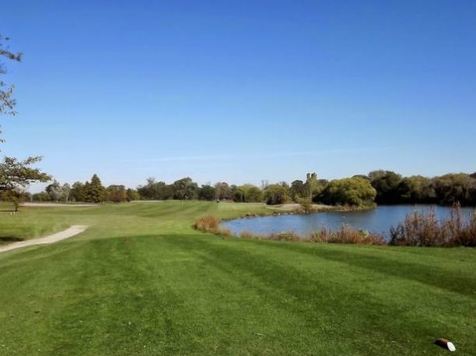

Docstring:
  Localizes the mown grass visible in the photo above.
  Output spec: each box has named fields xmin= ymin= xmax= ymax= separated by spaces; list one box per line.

xmin=0 ymin=201 xmax=475 ymax=355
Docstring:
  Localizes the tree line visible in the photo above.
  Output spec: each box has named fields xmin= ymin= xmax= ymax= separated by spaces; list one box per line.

xmin=28 ymin=174 xmax=140 ymax=203
xmin=1 ymin=36 xmax=475 ymax=209
xmin=24 ymin=171 xmax=476 ymax=207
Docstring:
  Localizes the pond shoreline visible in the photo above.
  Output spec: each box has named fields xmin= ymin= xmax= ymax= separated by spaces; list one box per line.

xmin=220 ymin=204 xmax=476 ymax=241
xmin=220 ymin=203 xmax=375 ymax=222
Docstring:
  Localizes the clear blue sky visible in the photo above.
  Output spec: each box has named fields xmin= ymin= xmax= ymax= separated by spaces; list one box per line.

xmin=1 ymin=0 xmax=475 ymax=189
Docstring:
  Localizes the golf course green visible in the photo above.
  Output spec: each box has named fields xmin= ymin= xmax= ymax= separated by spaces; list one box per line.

xmin=0 ymin=201 xmax=475 ymax=355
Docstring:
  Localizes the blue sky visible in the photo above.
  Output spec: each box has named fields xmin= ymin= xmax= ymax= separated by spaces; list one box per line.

xmin=1 ymin=0 xmax=475 ymax=189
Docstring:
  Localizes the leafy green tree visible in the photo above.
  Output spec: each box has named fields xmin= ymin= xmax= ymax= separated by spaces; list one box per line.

xmin=61 ymin=183 xmax=71 ymax=202
xmin=242 ymin=184 xmax=263 ymax=202
xmin=0 ymin=37 xmax=49 ymax=210
xmin=0 ymin=156 xmax=50 ymax=210
xmin=369 ymin=170 xmax=402 ymax=204
xmin=137 ymin=178 xmax=173 ymax=200
xmin=231 ymin=184 xmax=263 ymax=203
xmin=158 ymin=183 xmax=174 ymax=200
xmin=231 ymin=185 xmax=245 ymax=202
xmin=172 ymin=177 xmax=198 ymax=200
xmin=198 ymin=184 xmax=216 ymax=201
xmin=106 ymin=185 xmax=128 ymax=203
xmin=0 ymin=157 xmax=51 ymax=191
xmin=290 ymin=173 xmax=327 ymax=202
xmin=290 ymin=180 xmax=306 ymax=201
xmin=46 ymin=180 xmax=63 ymax=202
xmin=264 ymin=183 xmax=290 ymax=205
xmin=214 ymin=182 xmax=232 ymax=200
xmin=137 ymin=178 xmax=160 ymax=199
xmin=70 ymin=182 xmax=86 ymax=202
xmin=397 ymin=176 xmax=435 ymax=204
xmin=84 ymin=174 xmax=106 ymax=203
xmin=352 ymin=174 xmax=370 ymax=180
xmin=304 ymin=172 xmax=319 ymax=200
xmin=319 ymin=177 xmax=376 ymax=207
xmin=43 ymin=181 xmax=70 ymax=202
xmin=431 ymin=173 xmax=474 ymax=206
xmin=32 ymin=191 xmax=51 ymax=202
xmin=0 ymin=34 xmax=22 ymax=117
xmin=126 ymin=188 xmax=140 ymax=201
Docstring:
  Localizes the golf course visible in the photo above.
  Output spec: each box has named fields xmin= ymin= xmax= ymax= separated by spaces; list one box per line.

xmin=0 ymin=201 xmax=475 ymax=355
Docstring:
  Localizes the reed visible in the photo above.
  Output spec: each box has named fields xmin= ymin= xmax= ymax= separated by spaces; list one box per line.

xmin=389 ymin=204 xmax=476 ymax=246
xmin=309 ymin=225 xmax=385 ymax=245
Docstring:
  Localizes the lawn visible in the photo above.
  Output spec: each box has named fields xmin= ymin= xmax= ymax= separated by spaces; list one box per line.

xmin=0 ymin=201 xmax=475 ymax=355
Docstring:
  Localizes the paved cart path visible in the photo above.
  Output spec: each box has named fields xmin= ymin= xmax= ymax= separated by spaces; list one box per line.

xmin=0 ymin=225 xmax=88 ymax=253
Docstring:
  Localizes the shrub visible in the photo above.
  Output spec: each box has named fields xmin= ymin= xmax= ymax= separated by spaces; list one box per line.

xmin=193 ymin=215 xmax=231 ymax=238
xmin=239 ymin=231 xmax=255 ymax=239
xmin=297 ymin=198 xmax=313 ymax=214
xmin=267 ymin=231 xmax=301 ymax=241
xmin=193 ymin=215 xmax=220 ymax=232
xmin=310 ymin=226 xmax=385 ymax=245
xmin=390 ymin=209 xmax=443 ymax=246
xmin=389 ymin=205 xmax=476 ymax=246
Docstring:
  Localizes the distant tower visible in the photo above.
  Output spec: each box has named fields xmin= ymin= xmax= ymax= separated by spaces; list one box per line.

xmin=261 ymin=180 xmax=269 ymax=190
xmin=306 ymin=172 xmax=318 ymax=200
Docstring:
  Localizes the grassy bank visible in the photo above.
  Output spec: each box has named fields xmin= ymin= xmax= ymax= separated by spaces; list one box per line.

xmin=0 ymin=201 xmax=475 ymax=355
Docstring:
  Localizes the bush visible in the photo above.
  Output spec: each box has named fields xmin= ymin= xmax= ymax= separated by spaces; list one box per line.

xmin=297 ymin=198 xmax=313 ymax=214
xmin=389 ymin=205 xmax=476 ymax=246
xmin=193 ymin=215 xmax=220 ymax=231
xmin=193 ymin=215 xmax=230 ymax=237
xmin=239 ymin=231 xmax=255 ymax=239
xmin=267 ymin=231 xmax=301 ymax=241
xmin=310 ymin=226 xmax=385 ymax=245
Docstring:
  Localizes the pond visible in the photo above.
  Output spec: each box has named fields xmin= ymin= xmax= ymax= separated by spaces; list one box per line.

xmin=222 ymin=205 xmax=475 ymax=238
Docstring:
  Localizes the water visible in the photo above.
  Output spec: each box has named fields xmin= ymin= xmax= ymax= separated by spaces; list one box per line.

xmin=222 ymin=205 xmax=475 ymax=238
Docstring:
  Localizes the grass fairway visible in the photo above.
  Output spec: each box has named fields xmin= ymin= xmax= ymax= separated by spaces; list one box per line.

xmin=0 ymin=201 xmax=475 ymax=355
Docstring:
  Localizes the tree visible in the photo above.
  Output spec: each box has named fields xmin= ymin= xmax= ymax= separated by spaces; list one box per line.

xmin=70 ymin=182 xmax=86 ymax=202
xmin=137 ymin=178 xmax=173 ymax=200
xmin=106 ymin=185 xmax=128 ymax=203
xmin=230 ymin=185 xmax=244 ymax=202
xmin=242 ymin=184 xmax=263 ymax=202
xmin=32 ymin=191 xmax=51 ymax=201
xmin=0 ymin=36 xmax=49 ymax=210
xmin=290 ymin=180 xmax=306 ymax=201
xmin=84 ymin=174 xmax=106 ymax=203
xmin=369 ymin=170 xmax=402 ymax=204
xmin=126 ymin=188 xmax=140 ymax=201
xmin=1 ymin=34 xmax=22 ymax=117
xmin=232 ymin=184 xmax=263 ymax=203
xmin=0 ymin=156 xmax=50 ymax=210
xmin=172 ymin=177 xmax=198 ymax=200
xmin=264 ymin=183 xmax=290 ymax=205
xmin=431 ymin=173 xmax=474 ymax=206
xmin=198 ymin=184 xmax=216 ymax=201
xmin=319 ymin=177 xmax=376 ymax=207
xmin=214 ymin=182 xmax=232 ymax=200
xmin=137 ymin=177 xmax=159 ymax=199
xmin=304 ymin=172 xmax=319 ymax=200
xmin=46 ymin=180 xmax=63 ymax=202
xmin=61 ymin=183 xmax=71 ymax=202
xmin=43 ymin=181 xmax=71 ymax=202
xmin=397 ymin=176 xmax=434 ymax=204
